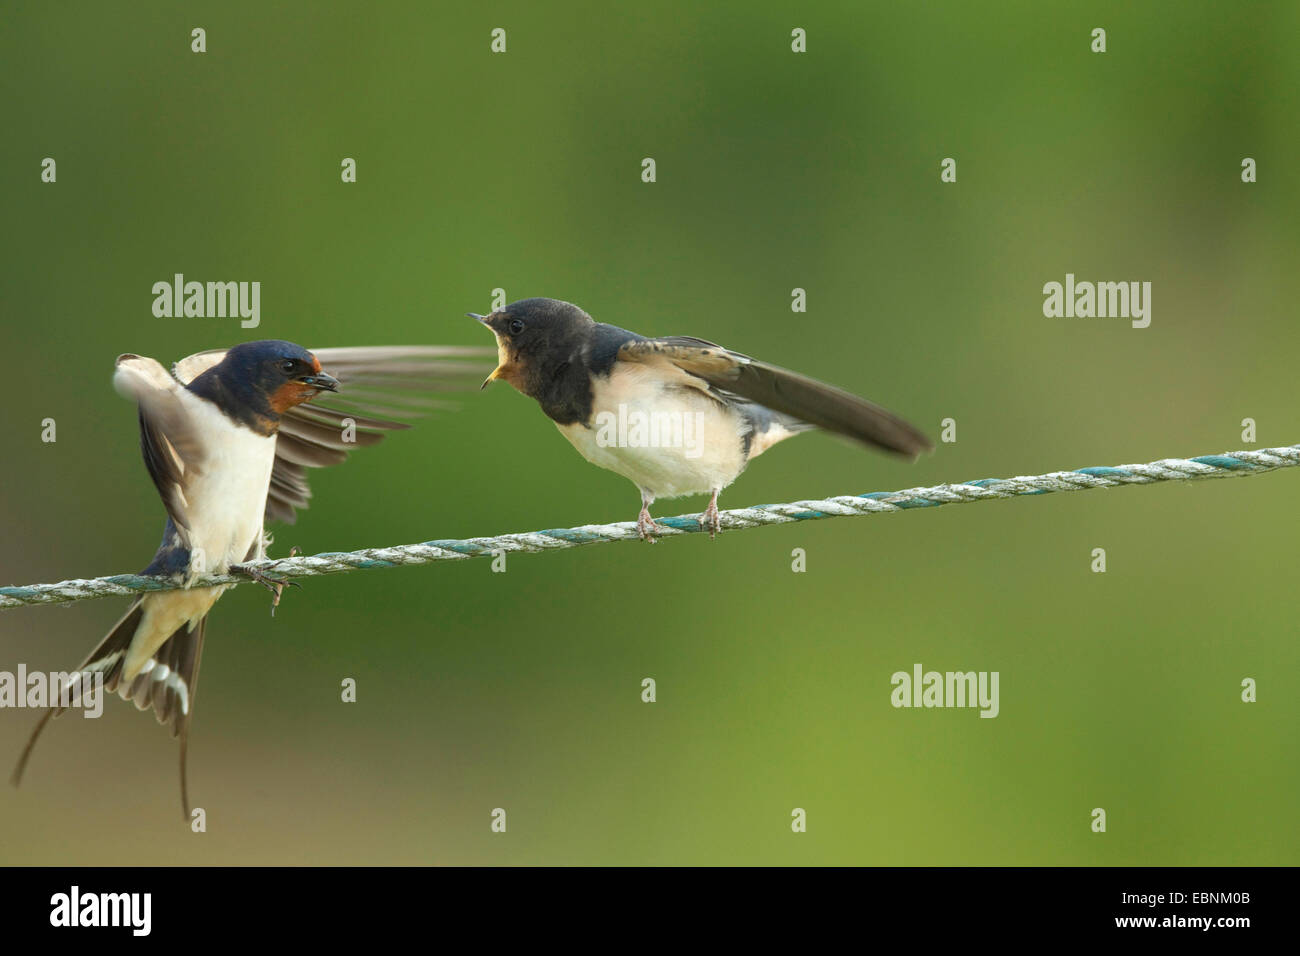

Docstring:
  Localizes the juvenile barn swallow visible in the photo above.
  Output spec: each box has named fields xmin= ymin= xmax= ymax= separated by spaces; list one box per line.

xmin=471 ymin=298 xmax=932 ymax=539
xmin=12 ymin=340 xmax=491 ymax=814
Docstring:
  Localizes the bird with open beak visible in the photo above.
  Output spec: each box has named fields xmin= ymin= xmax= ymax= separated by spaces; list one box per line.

xmin=11 ymin=339 xmax=492 ymax=816
xmin=471 ymin=298 xmax=932 ymax=540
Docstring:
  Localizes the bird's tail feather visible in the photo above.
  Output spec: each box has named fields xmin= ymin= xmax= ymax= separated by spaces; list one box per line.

xmin=11 ymin=600 xmax=210 ymax=818
xmin=10 ymin=599 xmax=145 ymax=788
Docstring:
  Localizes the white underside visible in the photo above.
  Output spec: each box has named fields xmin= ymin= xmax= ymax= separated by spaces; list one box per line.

xmin=555 ymin=363 xmax=750 ymax=500
xmin=173 ymin=388 xmax=278 ymax=573
xmin=119 ymin=378 xmax=278 ymax=680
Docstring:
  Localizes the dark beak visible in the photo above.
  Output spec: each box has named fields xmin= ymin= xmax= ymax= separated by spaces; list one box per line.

xmin=300 ymin=372 xmax=340 ymax=392
xmin=467 ymin=312 xmax=490 ymax=325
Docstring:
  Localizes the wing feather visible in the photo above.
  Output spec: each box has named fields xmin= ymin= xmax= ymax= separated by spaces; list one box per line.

xmin=616 ymin=337 xmax=933 ymax=457
xmin=113 ymin=355 xmax=210 ymax=545
xmin=173 ymin=344 xmax=493 ymax=523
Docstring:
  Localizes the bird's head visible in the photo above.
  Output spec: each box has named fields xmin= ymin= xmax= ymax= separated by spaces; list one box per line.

xmin=219 ymin=340 xmax=340 ymax=413
xmin=469 ymin=298 xmax=594 ymax=396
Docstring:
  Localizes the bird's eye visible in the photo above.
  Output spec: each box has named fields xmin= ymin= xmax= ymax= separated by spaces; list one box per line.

xmin=280 ymin=360 xmax=296 ymax=373
xmin=508 ymin=318 xmax=525 ymax=335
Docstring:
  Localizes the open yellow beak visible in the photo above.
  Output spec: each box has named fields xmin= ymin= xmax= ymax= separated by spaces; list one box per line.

xmin=469 ymin=311 xmax=509 ymax=389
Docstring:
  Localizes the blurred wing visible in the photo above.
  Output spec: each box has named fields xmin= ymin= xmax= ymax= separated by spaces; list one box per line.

xmin=616 ymin=336 xmax=933 ymax=457
xmin=175 ymin=345 xmax=494 ymax=523
xmin=114 ymin=354 xmax=212 ymax=546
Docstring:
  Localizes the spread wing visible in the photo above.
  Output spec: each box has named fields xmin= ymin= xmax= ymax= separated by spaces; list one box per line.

xmin=174 ymin=345 xmax=494 ymax=523
xmin=616 ymin=336 xmax=933 ymax=457
xmin=113 ymin=354 xmax=213 ymax=548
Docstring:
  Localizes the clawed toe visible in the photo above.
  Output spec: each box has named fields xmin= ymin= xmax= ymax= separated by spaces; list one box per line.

xmin=636 ymin=509 xmax=658 ymax=543
xmin=233 ymin=564 xmax=299 ymax=615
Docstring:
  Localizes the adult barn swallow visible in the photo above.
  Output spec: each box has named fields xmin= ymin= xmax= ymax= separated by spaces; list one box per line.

xmin=11 ymin=339 xmax=490 ymax=814
xmin=471 ymin=298 xmax=932 ymax=539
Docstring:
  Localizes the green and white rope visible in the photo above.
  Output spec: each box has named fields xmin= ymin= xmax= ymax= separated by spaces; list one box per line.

xmin=2 ymin=444 xmax=1296 ymax=610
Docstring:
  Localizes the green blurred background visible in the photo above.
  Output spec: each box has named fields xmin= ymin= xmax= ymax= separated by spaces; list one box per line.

xmin=2 ymin=1 xmax=1297 ymax=865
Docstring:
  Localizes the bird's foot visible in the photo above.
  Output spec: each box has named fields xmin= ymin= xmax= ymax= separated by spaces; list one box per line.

xmin=233 ymin=561 xmax=300 ymax=615
xmin=702 ymin=494 xmax=721 ymax=539
xmin=636 ymin=506 xmax=658 ymax=543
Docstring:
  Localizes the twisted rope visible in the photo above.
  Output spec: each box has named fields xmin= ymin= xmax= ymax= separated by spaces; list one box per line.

xmin=3 ymin=444 xmax=1296 ymax=610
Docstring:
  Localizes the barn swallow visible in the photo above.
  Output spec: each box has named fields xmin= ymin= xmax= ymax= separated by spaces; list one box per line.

xmin=471 ymin=298 xmax=932 ymax=540
xmin=11 ymin=339 xmax=491 ymax=815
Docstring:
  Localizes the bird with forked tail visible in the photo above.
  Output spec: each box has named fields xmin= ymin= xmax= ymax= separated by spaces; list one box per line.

xmin=10 ymin=339 xmax=493 ymax=816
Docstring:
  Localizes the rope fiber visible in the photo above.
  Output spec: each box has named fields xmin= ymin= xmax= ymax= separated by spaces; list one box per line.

xmin=3 ymin=443 xmax=1296 ymax=610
